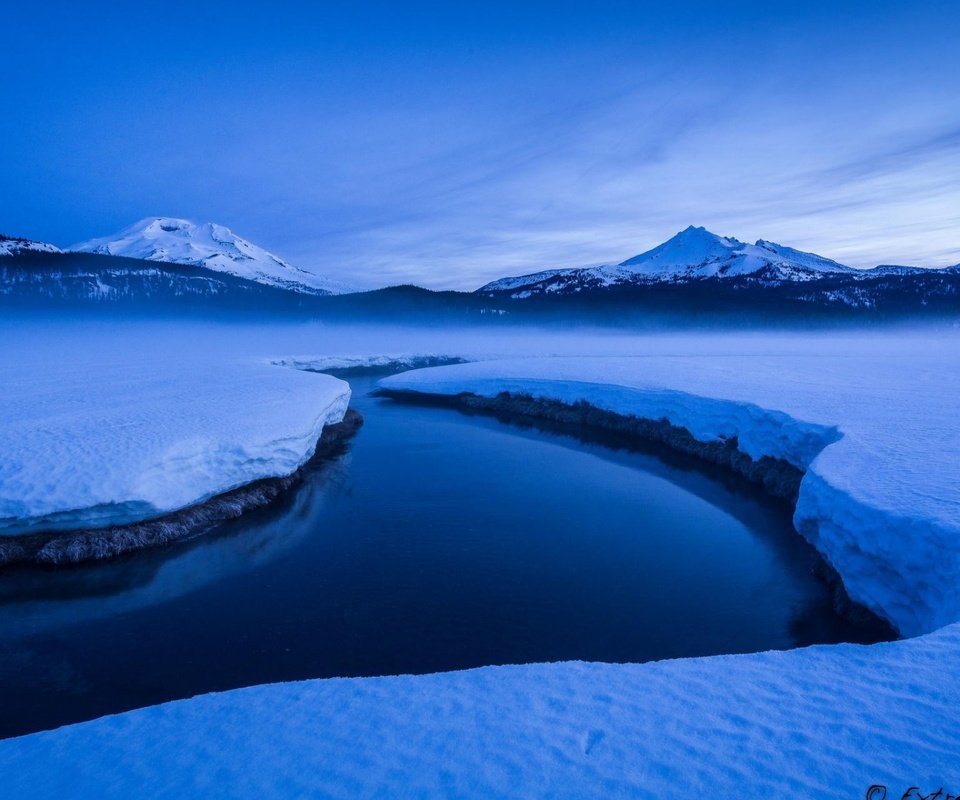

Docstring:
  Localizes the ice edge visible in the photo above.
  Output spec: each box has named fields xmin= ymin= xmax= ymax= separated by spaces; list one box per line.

xmin=380 ymin=371 xmax=947 ymax=637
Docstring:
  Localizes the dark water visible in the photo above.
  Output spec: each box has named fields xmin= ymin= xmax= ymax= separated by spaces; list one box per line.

xmin=0 ymin=375 xmax=885 ymax=738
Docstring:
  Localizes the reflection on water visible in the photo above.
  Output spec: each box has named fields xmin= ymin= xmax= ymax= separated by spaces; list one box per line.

xmin=0 ymin=457 xmax=350 ymax=638
xmin=0 ymin=375 xmax=888 ymax=738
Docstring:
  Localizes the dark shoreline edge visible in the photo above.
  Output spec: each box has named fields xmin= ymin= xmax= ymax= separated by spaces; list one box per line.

xmin=378 ymin=387 xmax=898 ymax=640
xmin=0 ymin=409 xmax=363 ymax=568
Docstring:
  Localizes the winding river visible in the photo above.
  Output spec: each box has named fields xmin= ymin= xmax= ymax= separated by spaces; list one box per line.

xmin=0 ymin=372 xmax=888 ymax=738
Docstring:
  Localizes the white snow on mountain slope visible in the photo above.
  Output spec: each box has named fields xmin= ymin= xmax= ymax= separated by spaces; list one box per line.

xmin=479 ymin=226 xmax=861 ymax=294
xmin=2 ymin=624 xmax=959 ymax=799
xmin=381 ymin=346 xmax=960 ymax=637
xmin=618 ymin=226 xmax=854 ymax=278
xmin=866 ymin=263 xmax=954 ymax=276
xmin=477 ymin=262 xmax=617 ymax=293
xmin=0 ymin=341 xmax=350 ymax=535
xmin=0 ymin=234 xmax=62 ymax=257
xmin=72 ymin=217 xmax=351 ymax=295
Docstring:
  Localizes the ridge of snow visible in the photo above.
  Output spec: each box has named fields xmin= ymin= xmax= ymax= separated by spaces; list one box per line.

xmin=381 ymin=352 xmax=960 ymax=637
xmin=71 ymin=217 xmax=352 ymax=295
xmin=0 ymin=234 xmax=62 ymax=257
xmin=479 ymin=267 xmax=575 ymax=292
xmin=478 ymin=262 xmax=614 ymax=293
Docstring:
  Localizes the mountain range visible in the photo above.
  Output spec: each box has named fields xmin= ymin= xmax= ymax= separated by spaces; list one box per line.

xmin=479 ymin=225 xmax=955 ymax=297
xmin=2 ymin=221 xmax=957 ymax=319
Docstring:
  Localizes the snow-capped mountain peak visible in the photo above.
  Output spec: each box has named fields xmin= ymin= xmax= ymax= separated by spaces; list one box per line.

xmin=0 ymin=234 xmax=62 ymax=257
xmin=72 ymin=217 xmax=350 ymax=295
xmin=479 ymin=226 xmax=861 ymax=296
xmin=616 ymin=226 xmax=853 ymax=280
xmin=619 ymin=225 xmax=744 ymax=273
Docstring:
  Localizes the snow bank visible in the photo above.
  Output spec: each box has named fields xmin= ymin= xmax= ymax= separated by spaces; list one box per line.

xmin=272 ymin=353 xmax=465 ymax=373
xmin=381 ymin=354 xmax=960 ymax=636
xmin=0 ymin=359 xmax=350 ymax=535
xmin=2 ymin=623 xmax=958 ymax=798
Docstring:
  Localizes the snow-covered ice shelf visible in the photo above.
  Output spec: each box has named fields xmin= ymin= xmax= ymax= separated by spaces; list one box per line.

xmin=1 ymin=624 xmax=958 ymax=798
xmin=271 ymin=353 xmax=465 ymax=373
xmin=381 ymin=352 xmax=960 ymax=636
xmin=0 ymin=357 xmax=350 ymax=535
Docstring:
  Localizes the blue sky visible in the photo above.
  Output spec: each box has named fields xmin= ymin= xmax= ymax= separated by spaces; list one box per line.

xmin=2 ymin=1 xmax=958 ymax=288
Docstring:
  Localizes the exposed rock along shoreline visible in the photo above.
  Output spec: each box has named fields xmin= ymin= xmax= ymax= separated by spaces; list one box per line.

xmin=377 ymin=387 xmax=898 ymax=639
xmin=0 ymin=409 xmax=363 ymax=568
xmin=378 ymin=388 xmax=806 ymax=496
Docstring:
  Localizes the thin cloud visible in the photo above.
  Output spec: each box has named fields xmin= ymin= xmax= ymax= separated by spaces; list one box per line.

xmin=812 ymin=126 xmax=960 ymax=185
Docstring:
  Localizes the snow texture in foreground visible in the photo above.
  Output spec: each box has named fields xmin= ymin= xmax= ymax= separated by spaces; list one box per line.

xmin=2 ymin=624 xmax=958 ymax=799
xmin=0 ymin=359 xmax=350 ymax=534
xmin=72 ymin=217 xmax=352 ymax=295
xmin=382 ymin=353 xmax=960 ymax=636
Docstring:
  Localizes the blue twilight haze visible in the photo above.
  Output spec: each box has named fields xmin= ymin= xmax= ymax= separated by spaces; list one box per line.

xmin=2 ymin=0 xmax=958 ymax=289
